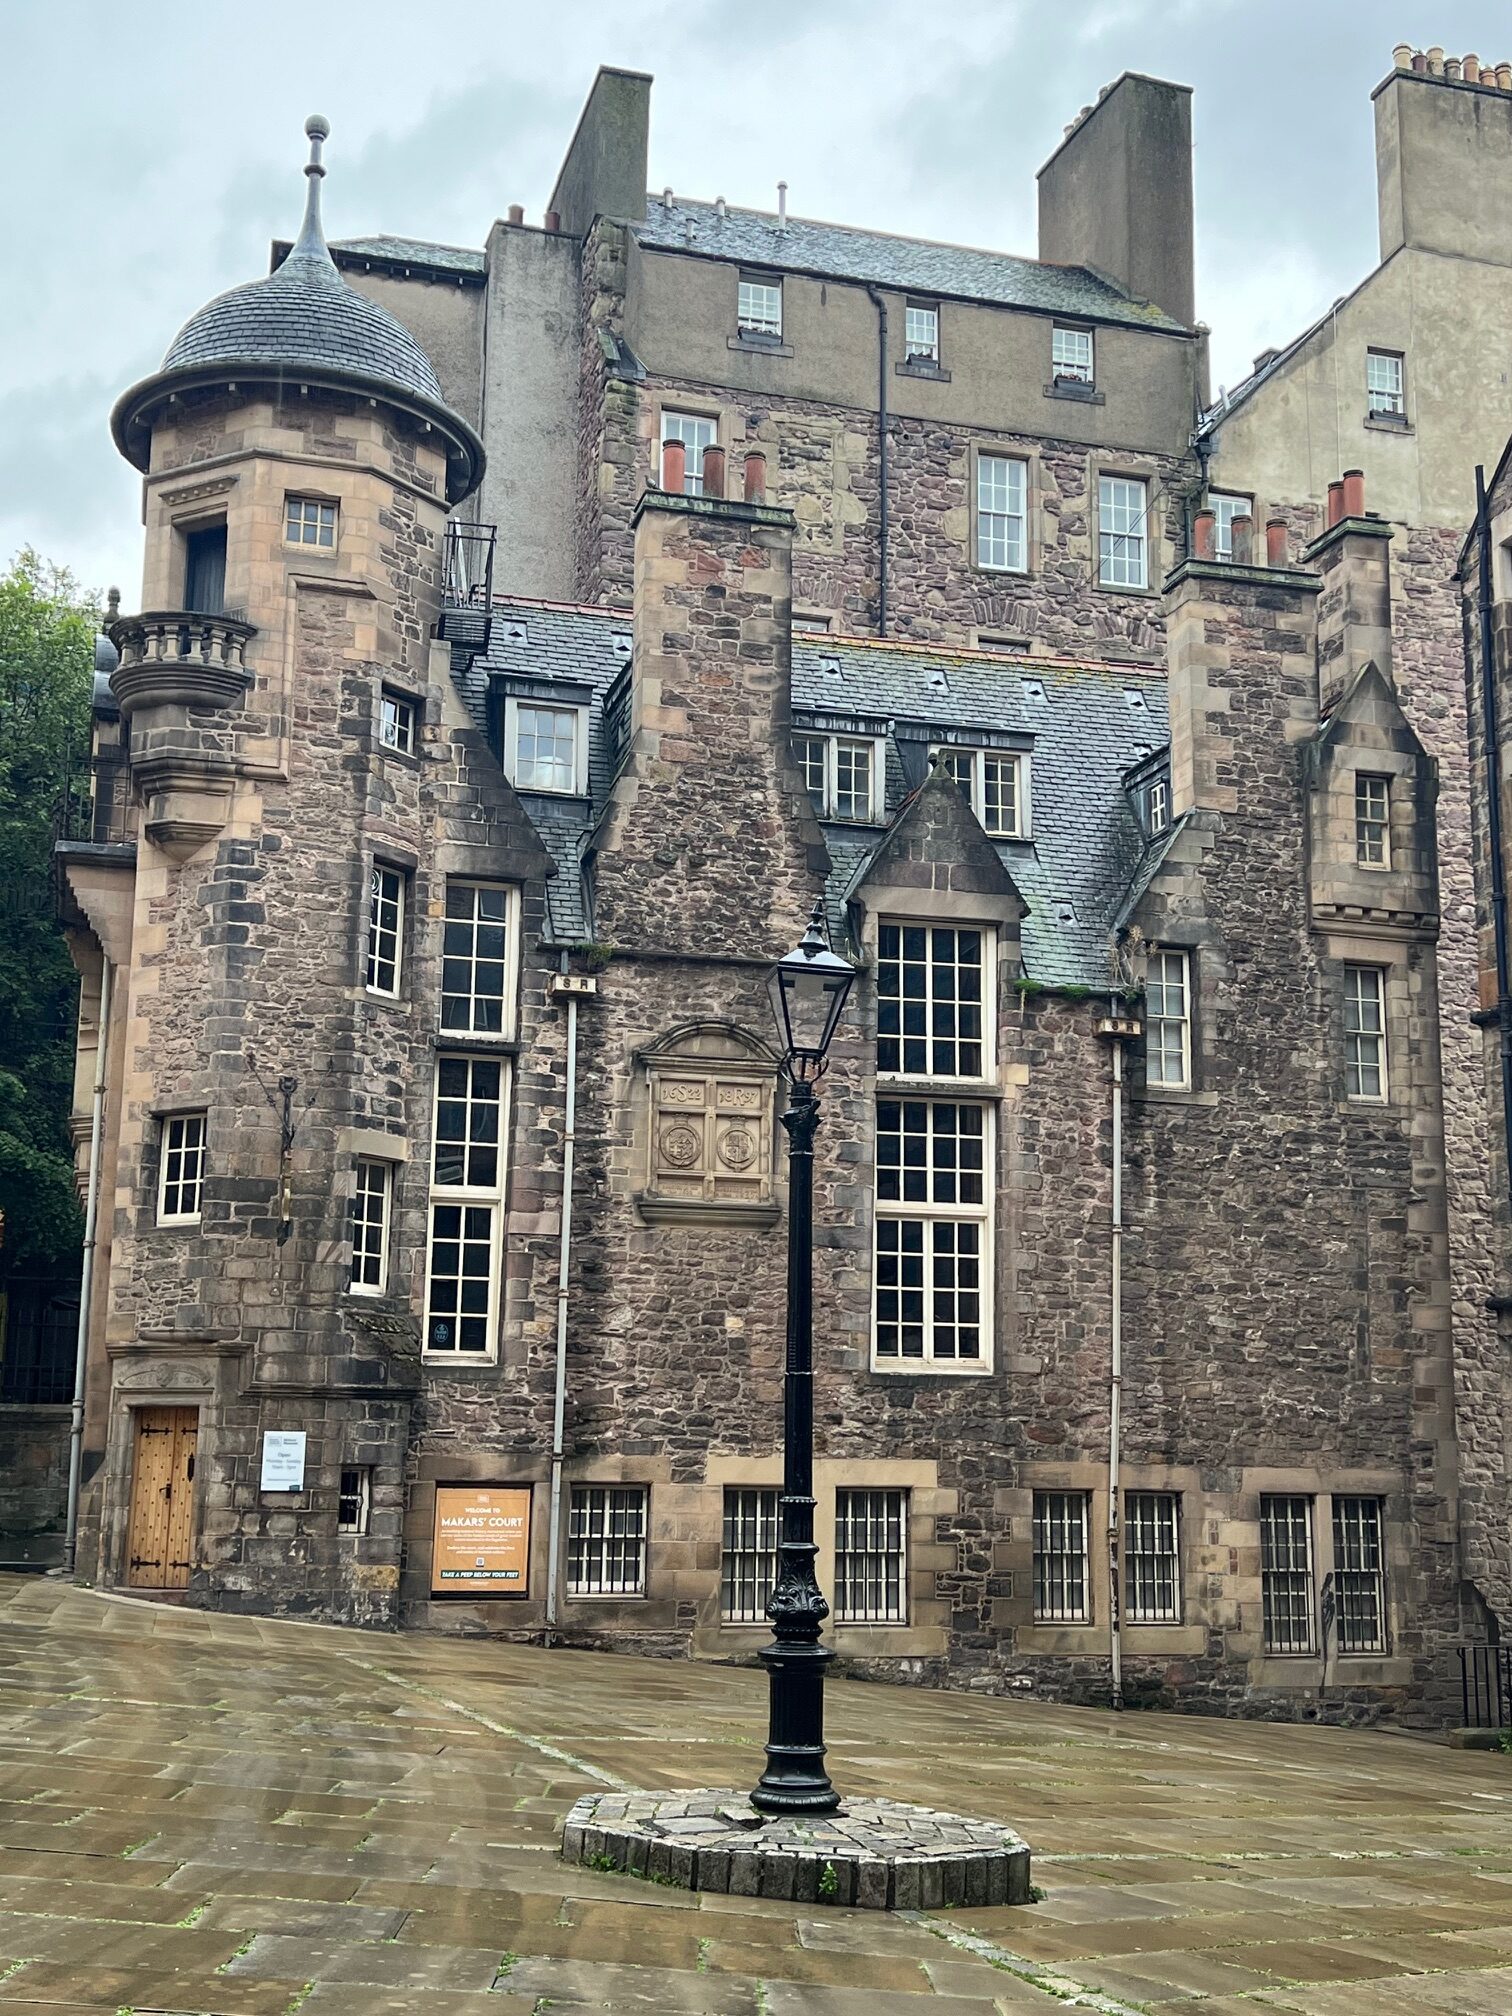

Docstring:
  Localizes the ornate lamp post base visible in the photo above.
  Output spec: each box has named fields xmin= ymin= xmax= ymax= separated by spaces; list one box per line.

xmin=751 ymin=1513 xmax=839 ymax=1812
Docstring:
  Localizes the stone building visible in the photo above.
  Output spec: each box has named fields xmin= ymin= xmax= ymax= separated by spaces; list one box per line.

xmin=30 ymin=89 xmax=1486 ymax=1727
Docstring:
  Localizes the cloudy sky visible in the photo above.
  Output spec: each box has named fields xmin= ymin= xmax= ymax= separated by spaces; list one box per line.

xmin=3 ymin=1 xmax=1507 ymax=599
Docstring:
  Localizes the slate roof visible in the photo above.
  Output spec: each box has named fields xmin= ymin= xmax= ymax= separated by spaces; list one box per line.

xmin=634 ymin=198 xmax=1188 ymax=335
xmin=454 ymin=601 xmax=1171 ymax=984
xmin=327 ymin=235 xmax=488 ymax=278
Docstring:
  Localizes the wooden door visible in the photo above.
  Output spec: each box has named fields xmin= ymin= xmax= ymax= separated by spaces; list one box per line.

xmin=127 ymin=1407 xmax=198 ymax=1589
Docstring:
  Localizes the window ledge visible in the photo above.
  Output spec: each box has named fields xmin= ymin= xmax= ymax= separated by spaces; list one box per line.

xmin=1137 ymin=1087 xmax=1218 ymax=1108
xmin=635 ymin=1194 xmax=781 ymax=1229
xmin=1364 ymin=413 xmax=1412 ymax=434
xmin=897 ymin=359 xmax=951 ymax=382
xmin=431 ymin=1034 xmax=521 ymax=1058
xmin=876 ymin=1077 xmax=1004 ymax=1102
xmin=1044 ymin=380 xmax=1105 ymax=406
xmin=869 ymin=1362 xmax=994 ymax=1378
xmin=975 ymin=563 xmax=1032 ymax=580
xmin=728 ymin=334 xmax=794 ymax=359
xmin=1094 ymin=579 xmax=1158 ymax=598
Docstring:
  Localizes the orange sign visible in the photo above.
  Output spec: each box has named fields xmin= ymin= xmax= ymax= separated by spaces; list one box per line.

xmin=431 ymin=1485 xmax=532 ymax=1597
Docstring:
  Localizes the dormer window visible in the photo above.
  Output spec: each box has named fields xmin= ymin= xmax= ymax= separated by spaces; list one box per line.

xmin=794 ymin=731 xmax=881 ymax=821
xmin=737 ymin=275 xmax=782 ymax=339
xmin=1052 ymin=324 xmax=1094 ymax=386
xmin=505 ymin=699 xmax=587 ymax=795
xmin=1355 ymin=774 xmax=1390 ymax=868
xmin=286 ymin=496 xmax=337 ymax=548
xmin=1147 ymin=776 xmax=1170 ymax=835
xmin=935 ymin=746 xmax=1028 ymax=840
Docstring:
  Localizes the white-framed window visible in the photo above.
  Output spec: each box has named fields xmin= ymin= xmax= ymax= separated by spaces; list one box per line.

xmin=1211 ymin=491 xmax=1252 ymax=561
xmin=834 ymin=1488 xmax=907 ymax=1623
xmin=1344 ymin=965 xmax=1387 ymax=1101
xmin=793 ymin=732 xmax=880 ymax=821
xmin=1051 ymin=324 xmax=1094 ymax=384
xmin=660 ymin=409 xmax=717 ymax=496
xmin=1356 ymin=774 xmax=1390 ymax=868
xmin=1332 ymin=1497 xmax=1386 ymax=1654
xmin=158 ymin=1112 xmax=207 ymax=1225
xmin=1099 ymin=475 xmax=1148 ymax=589
xmin=976 ymin=453 xmax=1028 ymax=573
xmin=337 ymin=1466 xmax=371 ymax=1535
xmin=1146 ymin=949 xmax=1191 ymax=1090
xmin=877 ymin=923 xmax=987 ymax=1079
xmin=365 ymin=864 xmax=404 ymax=998
xmin=349 ymin=1158 xmax=391 ymax=1296
xmin=379 ymin=687 xmax=416 ymax=757
xmin=1125 ymin=1492 xmax=1181 ymax=1623
xmin=1033 ymin=1491 xmax=1090 ymax=1622
xmin=567 ymin=1484 xmax=648 ymax=1596
xmin=1366 ymin=349 xmax=1405 ymax=418
xmin=875 ymin=1099 xmax=989 ymax=1366
xmin=505 ymin=700 xmax=586 ymax=795
xmin=1147 ymin=776 xmax=1170 ymax=835
xmin=720 ymin=1486 xmax=778 ymax=1623
xmin=737 ymin=274 xmax=783 ymax=338
xmin=286 ymin=495 xmax=337 ymax=548
xmin=936 ymin=746 xmax=1028 ymax=838
xmin=440 ymin=882 xmax=514 ymax=1037
xmin=793 ymin=613 xmax=832 ymax=634
xmin=1260 ymin=1494 xmax=1315 ymax=1653
xmin=424 ymin=1054 xmax=506 ymax=1358
xmin=905 ymin=301 xmax=939 ymax=362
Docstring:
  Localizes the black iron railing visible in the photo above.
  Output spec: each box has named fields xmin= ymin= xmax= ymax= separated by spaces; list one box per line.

xmin=0 ymin=1277 xmax=79 ymax=1405
xmin=445 ymin=521 xmax=496 ymax=607
xmin=1459 ymin=1644 xmax=1512 ymax=1729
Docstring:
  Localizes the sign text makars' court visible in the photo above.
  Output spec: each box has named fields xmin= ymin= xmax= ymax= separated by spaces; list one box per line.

xmin=430 ymin=1486 xmax=532 ymax=1597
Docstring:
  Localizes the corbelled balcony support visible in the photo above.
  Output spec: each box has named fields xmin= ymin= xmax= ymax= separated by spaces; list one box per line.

xmin=108 ymin=611 xmax=256 ymax=717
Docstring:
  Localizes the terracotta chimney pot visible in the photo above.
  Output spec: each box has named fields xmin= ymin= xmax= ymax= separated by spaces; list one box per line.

xmin=743 ymin=450 xmax=767 ymax=504
xmin=1463 ymin=54 xmax=1480 ymax=83
xmin=1393 ymin=43 xmax=1414 ymax=68
xmin=1446 ymin=57 xmax=1463 ymax=81
xmin=1342 ymin=468 xmax=1365 ymax=518
xmin=1427 ymin=45 xmax=1445 ymax=75
xmin=661 ymin=438 xmax=687 ymax=494
xmin=701 ymin=444 xmax=727 ymax=500
xmin=1327 ymin=480 xmax=1345 ymax=528
xmin=544 ymin=208 xmax=561 ymax=232
xmin=1266 ymin=518 xmax=1289 ymax=568
xmin=1231 ymin=514 xmax=1254 ymax=566
xmin=507 ymin=203 xmax=524 ymax=225
xmin=1411 ymin=50 xmax=1427 ymax=72
xmin=1193 ymin=510 xmax=1216 ymax=561
xmin=1498 ymin=62 xmax=1512 ymax=90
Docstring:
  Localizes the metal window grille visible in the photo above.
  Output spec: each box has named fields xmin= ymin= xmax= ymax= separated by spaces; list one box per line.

xmin=159 ymin=1112 xmax=207 ymax=1222
xmin=513 ymin=704 xmax=579 ymax=793
xmin=720 ymin=1487 xmax=779 ymax=1622
xmin=1344 ymin=966 xmax=1386 ymax=1100
xmin=1052 ymin=325 xmax=1094 ymax=383
xmin=1148 ymin=778 xmax=1169 ymax=834
xmin=1260 ymin=1494 xmax=1315 ymax=1652
xmin=286 ymin=496 xmax=337 ymax=547
xmin=337 ymin=1466 xmax=371 ymax=1534
xmin=977 ymin=454 xmax=1027 ymax=571
xmin=834 ymin=1488 xmax=907 ymax=1622
xmin=426 ymin=1056 xmax=505 ymax=1356
xmin=379 ymin=689 xmax=415 ymax=756
xmin=1355 ymin=774 xmax=1390 ymax=867
xmin=1099 ymin=476 xmax=1148 ymax=588
xmin=877 ymin=924 xmax=985 ymax=1078
xmin=568 ymin=1485 xmax=648 ymax=1596
xmin=349 ymin=1159 xmax=390 ymax=1294
xmin=875 ymin=1098 xmax=987 ymax=1364
xmin=737 ymin=277 xmax=782 ymax=338
xmin=365 ymin=865 xmax=404 ymax=996
xmin=660 ymin=411 xmax=717 ymax=495
xmin=1332 ymin=1497 xmax=1386 ymax=1653
xmin=0 ymin=1279 xmax=80 ymax=1404
xmin=905 ymin=303 xmax=939 ymax=361
xmin=1033 ymin=1491 xmax=1089 ymax=1621
xmin=1459 ymin=1645 xmax=1512 ymax=1730
xmin=1125 ymin=1491 xmax=1181 ymax=1622
xmin=440 ymin=882 xmax=511 ymax=1035
xmin=1367 ymin=351 xmax=1404 ymax=416
xmin=1146 ymin=950 xmax=1190 ymax=1088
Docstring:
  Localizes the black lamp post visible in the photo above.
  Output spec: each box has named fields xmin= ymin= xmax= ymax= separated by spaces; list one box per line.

xmin=751 ymin=900 xmax=856 ymax=1815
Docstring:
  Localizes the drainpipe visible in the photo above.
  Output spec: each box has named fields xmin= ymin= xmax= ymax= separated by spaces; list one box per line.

xmin=866 ymin=286 xmax=890 ymax=636
xmin=63 ymin=956 xmax=112 ymax=1576
xmin=544 ymin=976 xmax=582 ymax=1639
xmin=1107 ymin=1025 xmax=1125 ymax=1711
xmin=1475 ymin=464 xmax=1512 ymax=1225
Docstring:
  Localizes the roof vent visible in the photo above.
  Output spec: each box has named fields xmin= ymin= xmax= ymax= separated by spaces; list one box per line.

xmin=1055 ymin=900 xmax=1079 ymax=926
xmin=819 ymin=654 xmax=842 ymax=679
xmin=714 ymin=196 xmax=727 ymax=220
xmin=927 ymin=667 xmax=950 ymax=694
xmin=502 ymin=620 xmax=529 ymax=647
xmin=1020 ymin=678 xmax=1047 ymax=703
xmin=611 ymin=632 xmax=632 ymax=661
xmin=1124 ymin=688 xmax=1149 ymax=712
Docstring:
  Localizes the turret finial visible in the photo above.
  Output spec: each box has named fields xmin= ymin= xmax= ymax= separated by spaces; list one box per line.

xmin=292 ymin=114 xmax=333 ymax=261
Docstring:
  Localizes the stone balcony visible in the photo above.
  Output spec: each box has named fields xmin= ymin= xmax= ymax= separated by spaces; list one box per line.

xmin=107 ymin=611 xmax=256 ymax=718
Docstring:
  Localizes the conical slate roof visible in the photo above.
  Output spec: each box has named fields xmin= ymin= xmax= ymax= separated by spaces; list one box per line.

xmin=112 ymin=117 xmax=483 ymax=502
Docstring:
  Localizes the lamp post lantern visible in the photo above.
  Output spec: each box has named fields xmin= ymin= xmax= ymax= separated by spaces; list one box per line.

xmin=751 ymin=900 xmax=856 ymax=1815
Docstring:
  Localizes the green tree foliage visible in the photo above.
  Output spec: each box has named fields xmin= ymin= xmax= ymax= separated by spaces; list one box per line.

xmin=0 ymin=551 xmax=96 ymax=1276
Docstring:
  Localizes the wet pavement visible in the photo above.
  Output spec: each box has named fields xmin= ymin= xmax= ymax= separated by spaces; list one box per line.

xmin=2 ymin=1574 xmax=1511 ymax=2013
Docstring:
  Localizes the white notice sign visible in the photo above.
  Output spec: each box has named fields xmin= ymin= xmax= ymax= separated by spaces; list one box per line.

xmin=261 ymin=1430 xmax=307 ymax=1491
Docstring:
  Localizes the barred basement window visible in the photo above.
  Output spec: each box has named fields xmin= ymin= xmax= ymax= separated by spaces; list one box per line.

xmin=737 ymin=275 xmax=782 ymax=339
xmin=1124 ymin=1491 xmax=1181 ymax=1623
xmin=1099 ymin=475 xmax=1148 ymax=589
xmin=1051 ymin=324 xmax=1094 ymax=384
xmin=158 ymin=1112 xmax=207 ymax=1225
xmin=1146 ymin=950 xmax=1191 ymax=1089
xmin=1332 ymin=1496 xmax=1386 ymax=1653
xmin=976 ymin=453 xmax=1028 ymax=572
xmin=720 ymin=1487 xmax=779 ymax=1623
xmin=365 ymin=865 xmax=404 ymax=997
xmin=349 ymin=1158 xmax=391 ymax=1295
xmin=337 ymin=1466 xmax=371 ymax=1535
xmin=286 ymin=495 xmax=337 ymax=547
xmin=379 ymin=687 xmax=415 ymax=757
xmin=877 ymin=924 xmax=986 ymax=1078
xmin=1355 ymin=774 xmax=1390 ymax=868
xmin=936 ymin=746 xmax=1026 ymax=838
xmin=1033 ymin=1490 xmax=1090 ymax=1622
xmin=834 ymin=1488 xmax=907 ymax=1623
xmin=1344 ymin=966 xmax=1387 ymax=1101
xmin=567 ymin=1485 xmax=648 ymax=1596
xmin=440 ymin=882 xmax=513 ymax=1036
xmin=424 ymin=1056 xmax=506 ymax=1358
xmin=874 ymin=1099 xmax=989 ymax=1366
xmin=1260 ymin=1494 xmax=1316 ymax=1653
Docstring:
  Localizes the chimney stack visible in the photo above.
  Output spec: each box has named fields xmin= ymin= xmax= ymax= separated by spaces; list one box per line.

xmin=1305 ymin=472 xmax=1394 ymax=713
